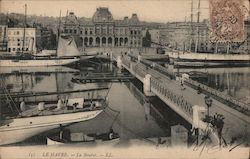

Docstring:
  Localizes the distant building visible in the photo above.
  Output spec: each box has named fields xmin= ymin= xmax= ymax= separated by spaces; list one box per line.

xmin=156 ymin=20 xmax=249 ymax=54
xmin=62 ymin=7 xmax=144 ymax=48
xmin=7 ymin=28 xmax=37 ymax=53
xmin=157 ymin=21 xmax=211 ymax=52
xmin=147 ymin=29 xmax=160 ymax=48
xmin=0 ymin=25 xmax=8 ymax=51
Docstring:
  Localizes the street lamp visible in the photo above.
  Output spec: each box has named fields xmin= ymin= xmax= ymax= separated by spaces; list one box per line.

xmin=204 ymin=95 xmax=213 ymax=117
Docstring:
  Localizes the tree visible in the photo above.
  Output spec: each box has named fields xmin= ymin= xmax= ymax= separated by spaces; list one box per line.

xmin=142 ymin=30 xmax=151 ymax=47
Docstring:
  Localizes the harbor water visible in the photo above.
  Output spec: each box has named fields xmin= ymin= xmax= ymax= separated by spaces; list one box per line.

xmin=0 ymin=60 xmax=249 ymax=146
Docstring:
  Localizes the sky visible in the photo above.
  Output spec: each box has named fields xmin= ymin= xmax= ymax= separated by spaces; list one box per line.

xmin=0 ymin=0 xmax=249 ymax=23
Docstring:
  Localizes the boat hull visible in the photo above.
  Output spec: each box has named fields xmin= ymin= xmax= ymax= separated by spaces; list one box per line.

xmin=173 ymin=61 xmax=250 ymax=67
xmin=0 ymin=58 xmax=80 ymax=67
xmin=46 ymin=137 xmax=120 ymax=146
xmin=168 ymin=52 xmax=250 ymax=67
xmin=80 ymin=55 xmax=94 ymax=61
xmin=0 ymin=110 xmax=103 ymax=146
xmin=0 ymin=66 xmax=79 ymax=74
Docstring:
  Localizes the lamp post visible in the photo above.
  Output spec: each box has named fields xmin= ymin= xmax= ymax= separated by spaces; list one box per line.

xmin=204 ymin=95 xmax=213 ymax=117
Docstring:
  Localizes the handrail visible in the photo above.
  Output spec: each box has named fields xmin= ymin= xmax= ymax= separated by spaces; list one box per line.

xmin=185 ymin=78 xmax=249 ymax=114
xmin=151 ymin=76 xmax=193 ymax=117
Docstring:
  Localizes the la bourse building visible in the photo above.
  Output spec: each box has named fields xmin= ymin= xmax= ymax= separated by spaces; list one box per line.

xmin=62 ymin=7 xmax=144 ymax=48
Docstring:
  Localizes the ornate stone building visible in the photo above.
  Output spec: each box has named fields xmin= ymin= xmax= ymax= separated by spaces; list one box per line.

xmin=62 ymin=7 xmax=143 ymax=48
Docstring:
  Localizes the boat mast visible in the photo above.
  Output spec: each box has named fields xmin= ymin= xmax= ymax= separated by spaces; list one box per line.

xmin=65 ymin=10 xmax=68 ymax=27
xmin=190 ymin=0 xmax=194 ymax=52
xmin=22 ymin=4 xmax=27 ymax=55
xmin=226 ymin=42 xmax=230 ymax=54
xmin=56 ymin=10 xmax=62 ymax=56
xmin=4 ymin=12 xmax=8 ymax=42
xmin=195 ymin=0 xmax=201 ymax=53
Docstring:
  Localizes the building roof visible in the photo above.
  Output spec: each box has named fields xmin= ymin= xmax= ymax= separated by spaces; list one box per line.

xmin=64 ymin=12 xmax=79 ymax=25
xmin=130 ymin=14 xmax=140 ymax=24
xmin=92 ymin=7 xmax=113 ymax=23
xmin=64 ymin=8 xmax=143 ymax=27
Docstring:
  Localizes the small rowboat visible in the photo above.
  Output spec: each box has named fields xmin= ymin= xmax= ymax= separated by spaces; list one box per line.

xmin=47 ymin=129 xmax=120 ymax=146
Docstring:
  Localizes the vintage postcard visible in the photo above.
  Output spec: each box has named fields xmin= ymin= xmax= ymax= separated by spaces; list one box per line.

xmin=0 ymin=0 xmax=249 ymax=158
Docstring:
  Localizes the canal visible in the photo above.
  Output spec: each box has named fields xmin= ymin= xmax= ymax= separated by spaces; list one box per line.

xmin=0 ymin=60 xmax=249 ymax=146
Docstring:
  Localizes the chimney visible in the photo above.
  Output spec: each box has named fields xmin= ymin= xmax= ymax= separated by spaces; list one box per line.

xmin=132 ymin=13 xmax=137 ymax=17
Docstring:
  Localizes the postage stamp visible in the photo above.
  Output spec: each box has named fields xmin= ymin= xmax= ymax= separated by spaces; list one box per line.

xmin=209 ymin=0 xmax=245 ymax=42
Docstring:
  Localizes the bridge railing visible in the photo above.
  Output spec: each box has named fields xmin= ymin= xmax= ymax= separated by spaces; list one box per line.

xmin=122 ymin=58 xmax=131 ymax=68
xmin=151 ymin=76 xmax=193 ymax=118
xmin=132 ymin=63 xmax=147 ymax=78
xmin=127 ymin=53 xmax=175 ymax=79
xmin=122 ymin=57 xmax=147 ymax=78
xmin=185 ymin=78 xmax=250 ymax=115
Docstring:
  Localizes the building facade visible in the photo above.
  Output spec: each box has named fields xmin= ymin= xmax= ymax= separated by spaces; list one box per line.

xmin=7 ymin=28 xmax=37 ymax=53
xmin=62 ymin=7 xmax=143 ymax=48
xmin=156 ymin=21 xmax=211 ymax=52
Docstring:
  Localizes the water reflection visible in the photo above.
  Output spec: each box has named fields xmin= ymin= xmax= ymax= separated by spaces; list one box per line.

xmin=174 ymin=67 xmax=250 ymax=104
xmin=0 ymin=64 xmax=169 ymax=145
xmin=68 ymin=83 xmax=166 ymax=142
xmin=1 ymin=63 xmax=249 ymax=146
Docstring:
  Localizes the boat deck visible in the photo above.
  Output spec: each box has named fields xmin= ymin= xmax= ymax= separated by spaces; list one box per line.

xmin=20 ymin=100 xmax=104 ymax=117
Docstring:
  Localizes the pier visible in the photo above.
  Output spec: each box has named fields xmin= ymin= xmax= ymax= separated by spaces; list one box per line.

xmin=72 ymin=72 xmax=134 ymax=83
xmin=113 ymin=52 xmax=250 ymax=141
xmin=0 ymin=87 xmax=109 ymax=100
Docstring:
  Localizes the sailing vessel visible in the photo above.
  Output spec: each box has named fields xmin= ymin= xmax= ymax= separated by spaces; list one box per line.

xmin=0 ymin=97 xmax=106 ymax=146
xmin=0 ymin=35 xmax=83 ymax=67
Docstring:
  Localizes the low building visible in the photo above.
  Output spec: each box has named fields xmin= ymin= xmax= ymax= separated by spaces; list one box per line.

xmin=62 ymin=7 xmax=144 ymax=48
xmin=7 ymin=28 xmax=38 ymax=53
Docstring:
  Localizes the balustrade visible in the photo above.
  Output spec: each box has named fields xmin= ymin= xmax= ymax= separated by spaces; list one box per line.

xmin=151 ymin=77 xmax=193 ymax=117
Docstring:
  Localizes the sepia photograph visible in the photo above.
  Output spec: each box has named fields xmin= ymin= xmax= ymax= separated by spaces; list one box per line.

xmin=0 ymin=0 xmax=249 ymax=158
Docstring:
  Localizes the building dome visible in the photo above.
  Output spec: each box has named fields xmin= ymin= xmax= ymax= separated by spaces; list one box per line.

xmin=92 ymin=7 xmax=113 ymax=22
xmin=65 ymin=12 xmax=79 ymax=25
xmin=130 ymin=14 xmax=140 ymax=24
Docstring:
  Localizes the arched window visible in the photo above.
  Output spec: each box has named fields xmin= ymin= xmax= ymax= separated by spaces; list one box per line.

xmin=120 ymin=38 xmax=123 ymax=46
xmin=115 ymin=38 xmax=118 ymax=46
xmin=80 ymin=37 xmax=83 ymax=47
xmin=96 ymin=37 xmax=100 ymax=46
xmin=84 ymin=37 xmax=88 ymax=46
xmin=124 ymin=37 xmax=128 ymax=46
xmin=108 ymin=37 xmax=112 ymax=46
xmin=102 ymin=37 xmax=106 ymax=45
xmin=89 ymin=37 xmax=93 ymax=46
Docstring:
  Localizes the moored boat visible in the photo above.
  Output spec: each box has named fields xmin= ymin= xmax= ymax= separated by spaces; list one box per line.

xmin=46 ymin=129 xmax=120 ymax=146
xmin=0 ymin=36 xmax=84 ymax=67
xmin=0 ymin=97 xmax=106 ymax=146
xmin=0 ymin=66 xmax=79 ymax=75
xmin=168 ymin=52 xmax=250 ymax=67
xmin=0 ymin=57 xmax=80 ymax=67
